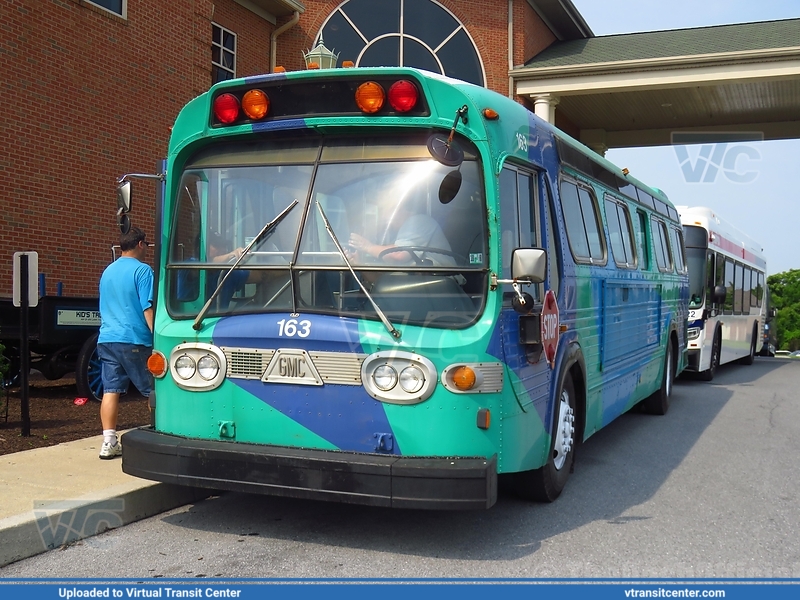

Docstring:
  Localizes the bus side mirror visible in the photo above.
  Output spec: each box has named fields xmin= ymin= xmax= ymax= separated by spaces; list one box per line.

xmin=116 ymin=181 xmax=132 ymax=234
xmin=712 ymin=285 xmax=726 ymax=304
xmin=511 ymin=248 xmax=547 ymax=284
xmin=117 ymin=180 xmax=132 ymax=213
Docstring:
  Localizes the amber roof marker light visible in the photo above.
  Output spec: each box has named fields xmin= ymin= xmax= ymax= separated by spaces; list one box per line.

xmin=242 ymin=89 xmax=270 ymax=120
xmin=355 ymin=81 xmax=386 ymax=114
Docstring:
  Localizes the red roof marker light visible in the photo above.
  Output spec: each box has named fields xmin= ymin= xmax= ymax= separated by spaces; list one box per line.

xmin=213 ymin=93 xmax=240 ymax=124
xmin=388 ymin=80 xmax=418 ymax=112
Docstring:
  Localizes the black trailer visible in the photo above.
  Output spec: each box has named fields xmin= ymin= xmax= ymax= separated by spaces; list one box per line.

xmin=0 ymin=296 xmax=103 ymax=400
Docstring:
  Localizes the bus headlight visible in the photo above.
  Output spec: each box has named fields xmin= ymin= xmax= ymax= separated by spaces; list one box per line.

xmin=169 ymin=343 xmax=227 ymax=391
xmin=373 ymin=365 xmax=398 ymax=391
xmin=399 ymin=366 xmax=425 ymax=393
xmin=361 ymin=352 xmax=436 ymax=404
xmin=688 ymin=327 xmax=701 ymax=340
xmin=197 ymin=355 xmax=221 ymax=381
xmin=175 ymin=354 xmax=196 ymax=380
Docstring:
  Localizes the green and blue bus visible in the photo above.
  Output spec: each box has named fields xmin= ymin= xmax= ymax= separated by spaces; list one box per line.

xmin=119 ymin=67 xmax=688 ymax=509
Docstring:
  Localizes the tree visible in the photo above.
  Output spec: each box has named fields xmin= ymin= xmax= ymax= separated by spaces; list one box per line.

xmin=767 ymin=269 xmax=800 ymax=351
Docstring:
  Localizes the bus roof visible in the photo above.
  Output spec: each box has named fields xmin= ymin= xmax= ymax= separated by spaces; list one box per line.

xmin=677 ymin=205 xmax=767 ymax=269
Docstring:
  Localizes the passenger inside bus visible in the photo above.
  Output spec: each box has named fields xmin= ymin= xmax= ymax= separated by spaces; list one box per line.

xmin=176 ymin=232 xmax=263 ymax=309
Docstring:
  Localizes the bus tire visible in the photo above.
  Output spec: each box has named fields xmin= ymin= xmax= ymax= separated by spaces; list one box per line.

xmin=513 ymin=374 xmax=576 ymax=503
xmin=739 ymin=324 xmax=758 ymax=366
xmin=75 ymin=332 xmax=104 ymax=402
xmin=644 ymin=338 xmax=673 ymax=415
xmin=699 ymin=328 xmax=720 ymax=382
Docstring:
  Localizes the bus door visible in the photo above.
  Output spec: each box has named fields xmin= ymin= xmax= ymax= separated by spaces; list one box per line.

xmin=497 ymin=166 xmax=552 ymax=424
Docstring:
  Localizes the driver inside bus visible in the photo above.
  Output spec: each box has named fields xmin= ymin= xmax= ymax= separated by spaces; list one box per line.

xmin=346 ymin=195 xmax=456 ymax=267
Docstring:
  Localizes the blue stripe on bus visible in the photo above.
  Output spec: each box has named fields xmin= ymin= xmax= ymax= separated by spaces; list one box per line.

xmin=230 ymin=378 xmax=399 ymax=455
xmin=211 ymin=313 xmax=400 ymax=454
xmin=252 ymin=118 xmax=309 ymax=133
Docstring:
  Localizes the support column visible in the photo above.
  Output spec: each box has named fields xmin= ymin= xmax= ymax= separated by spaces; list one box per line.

xmin=532 ymin=94 xmax=559 ymax=124
xmin=580 ymin=128 xmax=609 ymax=156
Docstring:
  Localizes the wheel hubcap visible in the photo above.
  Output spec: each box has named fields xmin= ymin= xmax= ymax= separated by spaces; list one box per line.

xmin=553 ymin=390 xmax=575 ymax=471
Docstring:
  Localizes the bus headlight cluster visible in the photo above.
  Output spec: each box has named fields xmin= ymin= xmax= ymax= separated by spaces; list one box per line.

xmin=169 ymin=343 xmax=226 ymax=391
xmin=688 ymin=327 xmax=701 ymax=340
xmin=361 ymin=352 xmax=436 ymax=404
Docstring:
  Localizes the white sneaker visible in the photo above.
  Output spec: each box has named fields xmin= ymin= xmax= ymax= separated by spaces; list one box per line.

xmin=99 ymin=441 xmax=122 ymax=460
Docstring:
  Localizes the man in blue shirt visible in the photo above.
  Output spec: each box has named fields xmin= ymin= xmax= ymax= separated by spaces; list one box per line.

xmin=97 ymin=226 xmax=154 ymax=459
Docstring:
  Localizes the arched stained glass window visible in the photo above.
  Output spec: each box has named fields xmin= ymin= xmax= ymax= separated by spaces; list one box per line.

xmin=318 ymin=0 xmax=486 ymax=87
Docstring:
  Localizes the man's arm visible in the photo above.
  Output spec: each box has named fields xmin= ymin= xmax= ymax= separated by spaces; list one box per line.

xmin=143 ymin=306 xmax=154 ymax=333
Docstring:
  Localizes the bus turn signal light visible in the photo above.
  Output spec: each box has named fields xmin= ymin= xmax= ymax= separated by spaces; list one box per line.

xmin=147 ymin=351 xmax=167 ymax=378
xmin=451 ymin=366 xmax=477 ymax=391
xmin=355 ymin=81 xmax=385 ymax=114
xmin=477 ymin=408 xmax=491 ymax=430
xmin=242 ymin=89 xmax=270 ymax=120
xmin=213 ymin=93 xmax=240 ymax=124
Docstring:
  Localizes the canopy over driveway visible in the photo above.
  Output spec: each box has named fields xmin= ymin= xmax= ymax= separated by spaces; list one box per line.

xmin=512 ymin=18 xmax=800 ymax=154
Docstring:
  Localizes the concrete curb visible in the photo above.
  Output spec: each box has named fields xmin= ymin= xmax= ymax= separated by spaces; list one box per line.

xmin=0 ymin=434 xmax=209 ymax=567
xmin=0 ymin=482 xmax=208 ymax=567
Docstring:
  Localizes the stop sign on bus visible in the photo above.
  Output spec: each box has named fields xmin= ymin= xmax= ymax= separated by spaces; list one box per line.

xmin=541 ymin=289 xmax=559 ymax=368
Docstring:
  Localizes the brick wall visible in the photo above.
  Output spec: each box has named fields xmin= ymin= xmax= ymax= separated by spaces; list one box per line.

xmin=0 ymin=0 xmax=558 ymax=298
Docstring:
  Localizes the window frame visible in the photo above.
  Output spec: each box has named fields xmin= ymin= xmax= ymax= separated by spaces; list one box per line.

xmin=650 ymin=216 xmax=673 ymax=273
xmin=212 ymin=23 xmax=237 ymax=84
xmin=559 ymin=176 xmax=607 ymax=266
xmin=603 ymin=194 xmax=637 ymax=269
xmin=85 ymin=0 xmax=126 ymax=18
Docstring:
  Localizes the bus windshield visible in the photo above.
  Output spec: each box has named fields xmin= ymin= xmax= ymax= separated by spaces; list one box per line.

xmin=165 ymin=134 xmax=488 ymax=328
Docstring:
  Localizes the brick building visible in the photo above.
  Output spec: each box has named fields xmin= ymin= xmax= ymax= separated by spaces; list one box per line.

xmin=0 ymin=0 xmax=590 ymax=298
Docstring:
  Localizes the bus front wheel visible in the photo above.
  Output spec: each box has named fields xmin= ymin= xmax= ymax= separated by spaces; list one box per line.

xmin=512 ymin=375 xmax=576 ymax=503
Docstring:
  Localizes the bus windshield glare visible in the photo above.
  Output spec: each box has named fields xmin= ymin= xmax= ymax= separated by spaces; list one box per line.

xmin=165 ymin=135 xmax=488 ymax=328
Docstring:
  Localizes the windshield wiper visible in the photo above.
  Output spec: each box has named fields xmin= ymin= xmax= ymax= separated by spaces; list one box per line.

xmin=193 ymin=200 xmax=298 ymax=331
xmin=315 ymin=201 xmax=401 ymax=340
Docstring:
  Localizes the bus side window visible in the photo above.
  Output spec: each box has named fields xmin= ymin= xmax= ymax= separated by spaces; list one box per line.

xmin=500 ymin=166 xmax=540 ymax=304
xmin=560 ymin=179 xmax=604 ymax=264
xmin=604 ymin=195 xmax=635 ymax=268
xmin=669 ymin=226 xmax=687 ymax=273
xmin=723 ymin=258 xmax=734 ymax=314
xmin=734 ymin=262 xmax=744 ymax=314
xmin=636 ymin=210 xmax=650 ymax=270
xmin=650 ymin=217 xmax=672 ymax=272
xmin=743 ymin=266 xmax=752 ymax=313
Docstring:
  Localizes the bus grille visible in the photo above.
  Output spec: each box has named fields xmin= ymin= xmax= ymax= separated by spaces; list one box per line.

xmin=221 ymin=347 xmax=366 ymax=385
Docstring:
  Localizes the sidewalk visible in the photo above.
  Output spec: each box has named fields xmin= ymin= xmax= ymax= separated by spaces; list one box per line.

xmin=0 ymin=432 xmax=207 ymax=567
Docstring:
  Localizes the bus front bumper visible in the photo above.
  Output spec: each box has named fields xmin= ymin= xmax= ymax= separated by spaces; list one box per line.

xmin=121 ymin=427 xmax=497 ymax=510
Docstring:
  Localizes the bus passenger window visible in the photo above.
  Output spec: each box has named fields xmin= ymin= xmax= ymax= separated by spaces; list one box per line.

xmin=651 ymin=217 xmax=672 ymax=272
xmin=669 ymin=226 xmax=687 ymax=273
xmin=604 ymin=196 xmax=635 ymax=268
xmin=743 ymin=267 xmax=752 ymax=313
xmin=560 ymin=179 xmax=604 ymax=263
xmin=734 ymin=262 xmax=744 ymax=314
xmin=723 ymin=258 xmax=734 ymax=314
xmin=636 ymin=211 xmax=649 ymax=270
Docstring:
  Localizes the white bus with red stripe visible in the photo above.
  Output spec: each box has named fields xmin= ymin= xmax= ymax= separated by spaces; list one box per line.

xmin=677 ymin=206 xmax=767 ymax=380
